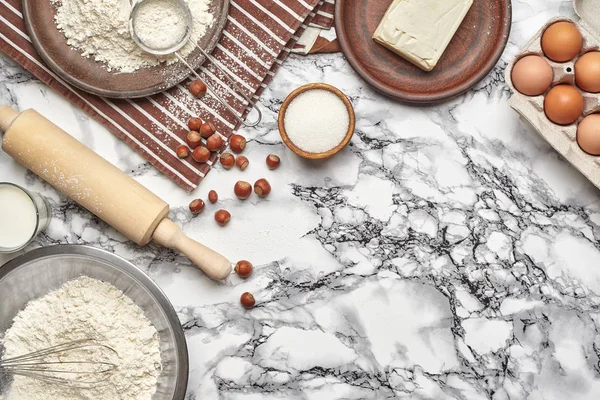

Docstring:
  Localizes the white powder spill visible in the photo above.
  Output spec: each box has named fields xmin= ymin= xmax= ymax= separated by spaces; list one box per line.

xmin=284 ymin=89 xmax=350 ymax=153
xmin=51 ymin=0 xmax=214 ymax=73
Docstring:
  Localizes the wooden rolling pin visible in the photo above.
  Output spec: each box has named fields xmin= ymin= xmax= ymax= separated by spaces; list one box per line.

xmin=0 ymin=106 xmax=231 ymax=281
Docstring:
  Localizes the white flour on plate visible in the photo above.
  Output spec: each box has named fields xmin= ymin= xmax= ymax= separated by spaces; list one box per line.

xmin=51 ymin=0 xmax=214 ymax=72
xmin=1 ymin=277 xmax=161 ymax=400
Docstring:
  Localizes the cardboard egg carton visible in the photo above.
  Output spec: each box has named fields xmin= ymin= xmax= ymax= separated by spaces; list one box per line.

xmin=506 ymin=0 xmax=600 ymax=187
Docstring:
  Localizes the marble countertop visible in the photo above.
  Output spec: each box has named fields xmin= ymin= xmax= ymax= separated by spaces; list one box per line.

xmin=3 ymin=1 xmax=600 ymax=398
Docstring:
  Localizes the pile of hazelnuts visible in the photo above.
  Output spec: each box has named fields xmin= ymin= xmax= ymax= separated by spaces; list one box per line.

xmin=182 ymin=79 xmax=282 ymax=309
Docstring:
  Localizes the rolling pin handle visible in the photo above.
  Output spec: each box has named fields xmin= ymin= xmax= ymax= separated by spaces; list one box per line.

xmin=0 ymin=106 xmax=19 ymax=133
xmin=153 ymin=218 xmax=232 ymax=281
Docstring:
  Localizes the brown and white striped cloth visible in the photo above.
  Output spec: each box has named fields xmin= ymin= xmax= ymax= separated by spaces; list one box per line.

xmin=0 ymin=0 xmax=326 ymax=192
xmin=311 ymin=0 xmax=334 ymax=29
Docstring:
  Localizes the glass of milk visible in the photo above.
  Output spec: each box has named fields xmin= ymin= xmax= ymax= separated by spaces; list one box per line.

xmin=0 ymin=183 xmax=51 ymax=253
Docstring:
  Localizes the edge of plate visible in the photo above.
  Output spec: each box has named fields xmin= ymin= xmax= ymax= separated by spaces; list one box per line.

xmin=334 ymin=0 xmax=513 ymax=104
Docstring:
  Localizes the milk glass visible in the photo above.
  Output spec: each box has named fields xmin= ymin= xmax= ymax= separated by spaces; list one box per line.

xmin=0 ymin=182 xmax=51 ymax=253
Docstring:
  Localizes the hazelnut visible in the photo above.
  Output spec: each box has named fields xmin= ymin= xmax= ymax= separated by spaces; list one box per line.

xmin=187 ymin=117 xmax=203 ymax=131
xmin=200 ymin=121 xmax=216 ymax=138
xmin=235 ymin=261 xmax=253 ymax=278
xmin=191 ymin=146 xmax=210 ymax=163
xmin=236 ymin=156 xmax=249 ymax=171
xmin=186 ymin=131 xmax=202 ymax=149
xmin=240 ymin=292 xmax=255 ymax=309
xmin=220 ymin=153 xmax=235 ymax=169
xmin=229 ymin=134 xmax=246 ymax=153
xmin=189 ymin=80 xmax=207 ymax=98
xmin=234 ymin=181 xmax=252 ymax=200
xmin=254 ymin=178 xmax=271 ymax=198
xmin=215 ymin=209 xmax=231 ymax=226
xmin=206 ymin=134 xmax=224 ymax=152
xmin=266 ymin=154 xmax=280 ymax=170
xmin=208 ymin=190 xmax=218 ymax=204
xmin=189 ymin=199 xmax=205 ymax=214
xmin=176 ymin=145 xmax=190 ymax=159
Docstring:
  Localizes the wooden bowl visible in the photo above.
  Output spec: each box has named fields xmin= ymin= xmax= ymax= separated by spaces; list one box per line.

xmin=278 ymin=83 xmax=355 ymax=159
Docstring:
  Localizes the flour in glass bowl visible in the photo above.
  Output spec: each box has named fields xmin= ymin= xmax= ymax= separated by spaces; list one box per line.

xmin=51 ymin=0 xmax=214 ymax=72
xmin=0 ymin=277 xmax=162 ymax=400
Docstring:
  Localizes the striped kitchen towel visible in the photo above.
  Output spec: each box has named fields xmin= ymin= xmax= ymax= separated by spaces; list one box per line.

xmin=293 ymin=0 xmax=337 ymax=54
xmin=0 ymin=0 xmax=322 ymax=191
xmin=311 ymin=0 xmax=334 ymax=29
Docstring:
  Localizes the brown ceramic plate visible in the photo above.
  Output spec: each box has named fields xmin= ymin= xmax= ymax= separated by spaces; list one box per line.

xmin=335 ymin=0 xmax=512 ymax=104
xmin=22 ymin=0 xmax=229 ymax=99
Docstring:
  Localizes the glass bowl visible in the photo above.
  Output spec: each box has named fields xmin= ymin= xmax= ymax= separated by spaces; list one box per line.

xmin=0 ymin=245 xmax=188 ymax=399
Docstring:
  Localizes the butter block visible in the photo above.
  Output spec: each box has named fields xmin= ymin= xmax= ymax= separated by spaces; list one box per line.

xmin=373 ymin=0 xmax=474 ymax=71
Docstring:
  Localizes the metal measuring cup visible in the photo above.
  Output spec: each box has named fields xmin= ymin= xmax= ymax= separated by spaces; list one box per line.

xmin=129 ymin=0 xmax=262 ymax=127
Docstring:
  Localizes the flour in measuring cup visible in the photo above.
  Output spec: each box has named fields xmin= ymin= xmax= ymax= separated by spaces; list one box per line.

xmin=134 ymin=0 xmax=189 ymax=51
xmin=51 ymin=0 xmax=214 ymax=73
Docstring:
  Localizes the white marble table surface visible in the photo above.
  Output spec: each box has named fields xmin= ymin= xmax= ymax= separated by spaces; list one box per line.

xmin=2 ymin=1 xmax=600 ymax=398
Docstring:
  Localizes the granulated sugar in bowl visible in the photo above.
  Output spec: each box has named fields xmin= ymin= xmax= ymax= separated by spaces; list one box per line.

xmin=285 ymin=90 xmax=348 ymax=152
xmin=279 ymin=83 xmax=355 ymax=159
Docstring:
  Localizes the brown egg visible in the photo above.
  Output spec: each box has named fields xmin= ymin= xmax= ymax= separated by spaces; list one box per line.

xmin=575 ymin=52 xmax=600 ymax=93
xmin=577 ymin=114 xmax=600 ymax=155
xmin=544 ymin=85 xmax=584 ymax=125
xmin=511 ymin=55 xmax=554 ymax=96
xmin=541 ymin=21 xmax=583 ymax=62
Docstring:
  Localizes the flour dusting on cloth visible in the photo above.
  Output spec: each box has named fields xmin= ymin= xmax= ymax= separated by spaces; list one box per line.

xmin=1 ymin=277 xmax=162 ymax=400
xmin=51 ymin=0 xmax=214 ymax=72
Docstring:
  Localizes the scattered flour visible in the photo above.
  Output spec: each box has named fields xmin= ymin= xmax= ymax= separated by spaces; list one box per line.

xmin=51 ymin=0 xmax=214 ymax=72
xmin=1 ymin=277 xmax=161 ymax=400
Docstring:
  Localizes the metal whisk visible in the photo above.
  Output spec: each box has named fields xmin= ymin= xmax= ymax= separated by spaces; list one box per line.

xmin=0 ymin=339 xmax=118 ymax=388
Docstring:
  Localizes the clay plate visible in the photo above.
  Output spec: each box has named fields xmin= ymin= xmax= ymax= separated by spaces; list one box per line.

xmin=22 ymin=0 xmax=229 ymax=99
xmin=335 ymin=0 xmax=512 ymax=104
